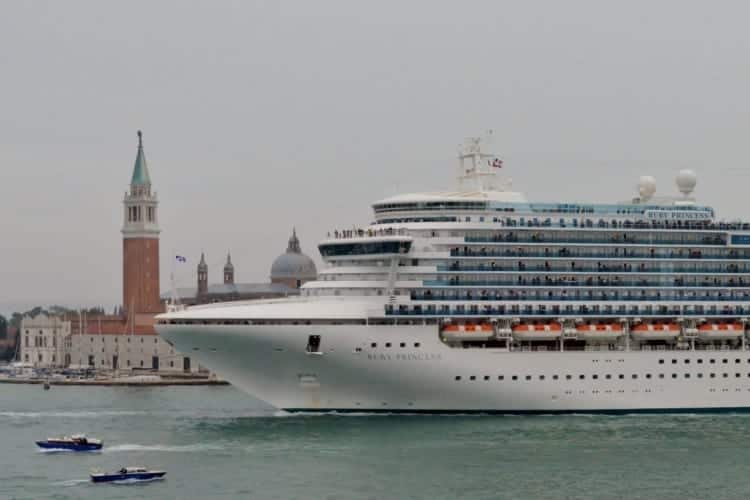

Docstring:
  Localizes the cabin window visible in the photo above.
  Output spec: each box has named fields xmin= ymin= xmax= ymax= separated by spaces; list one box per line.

xmin=470 ymin=376 xmax=476 ymax=381
xmin=306 ymin=335 xmax=322 ymax=353
xmin=455 ymin=376 xmax=461 ymax=381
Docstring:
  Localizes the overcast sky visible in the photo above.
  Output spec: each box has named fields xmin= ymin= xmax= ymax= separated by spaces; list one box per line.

xmin=1 ymin=1 xmax=750 ymax=314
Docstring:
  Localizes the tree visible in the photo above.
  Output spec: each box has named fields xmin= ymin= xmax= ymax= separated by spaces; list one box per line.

xmin=0 ymin=315 xmax=6 ymax=339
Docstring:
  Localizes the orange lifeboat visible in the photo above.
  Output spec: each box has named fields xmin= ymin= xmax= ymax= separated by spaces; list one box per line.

xmin=630 ymin=322 xmax=681 ymax=340
xmin=442 ymin=322 xmax=494 ymax=341
xmin=696 ymin=322 xmax=744 ymax=340
xmin=576 ymin=322 xmax=623 ymax=341
xmin=512 ymin=322 xmax=562 ymax=341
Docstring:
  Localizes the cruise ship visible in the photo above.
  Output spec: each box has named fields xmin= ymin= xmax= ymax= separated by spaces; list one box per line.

xmin=156 ymin=136 xmax=750 ymax=413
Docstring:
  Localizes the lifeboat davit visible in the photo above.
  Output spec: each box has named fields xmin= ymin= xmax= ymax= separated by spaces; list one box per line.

xmin=697 ymin=322 xmax=745 ymax=341
xmin=512 ymin=322 xmax=562 ymax=341
xmin=576 ymin=322 xmax=623 ymax=341
xmin=630 ymin=322 xmax=681 ymax=341
xmin=442 ymin=323 xmax=494 ymax=341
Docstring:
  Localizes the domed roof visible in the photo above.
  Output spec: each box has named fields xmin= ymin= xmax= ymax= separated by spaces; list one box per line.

xmin=270 ymin=229 xmax=317 ymax=280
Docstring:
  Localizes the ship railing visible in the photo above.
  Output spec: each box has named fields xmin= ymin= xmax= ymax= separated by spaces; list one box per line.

xmin=448 ymin=250 xmax=743 ymax=260
xmin=421 ymin=279 xmax=750 ymax=289
xmin=435 ymin=265 xmax=750 ymax=274
xmin=464 ymin=236 xmax=726 ymax=246
xmin=411 ymin=292 xmax=750 ymax=302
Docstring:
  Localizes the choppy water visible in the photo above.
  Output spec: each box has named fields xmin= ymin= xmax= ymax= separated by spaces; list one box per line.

xmin=2 ymin=385 xmax=750 ymax=499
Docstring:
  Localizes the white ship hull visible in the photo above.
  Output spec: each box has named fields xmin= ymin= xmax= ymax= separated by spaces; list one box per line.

xmin=157 ymin=322 xmax=750 ymax=413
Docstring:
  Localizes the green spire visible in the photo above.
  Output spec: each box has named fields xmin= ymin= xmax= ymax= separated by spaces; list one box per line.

xmin=130 ymin=130 xmax=152 ymax=186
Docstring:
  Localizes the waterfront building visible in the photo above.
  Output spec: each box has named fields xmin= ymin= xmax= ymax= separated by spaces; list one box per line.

xmin=66 ymin=318 xmax=190 ymax=371
xmin=158 ymin=135 xmax=750 ymax=413
xmin=19 ymin=314 xmax=70 ymax=368
xmin=167 ymin=230 xmax=316 ymax=306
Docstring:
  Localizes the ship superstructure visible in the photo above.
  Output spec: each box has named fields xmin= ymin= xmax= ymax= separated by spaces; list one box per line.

xmin=157 ymin=136 xmax=750 ymax=413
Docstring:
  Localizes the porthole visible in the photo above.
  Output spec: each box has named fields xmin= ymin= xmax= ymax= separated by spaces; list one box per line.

xmin=484 ymin=375 xmax=490 ymax=381
xmin=698 ymin=359 xmax=703 ymax=364
xmin=632 ymin=374 xmax=638 ymax=379
xmin=539 ymin=375 xmax=545 ymax=381
xmin=659 ymin=374 xmax=665 ymax=379
xmin=385 ymin=343 xmax=392 ymax=348
xmin=592 ymin=375 xmax=598 ymax=380
xmin=658 ymin=359 xmax=664 ymax=364
xmin=579 ymin=375 xmax=585 ymax=380
xmin=710 ymin=373 xmax=716 ymax=378
xmin=565 ymin=375 xmax=572 ymax=380
xmin=710 ymin=359 xmax=716 ymax=364
xmin=525 ymin=375 xmax=532 ymax=381
xmin=455 ymin=376 xmax=461 ymax=381
xmin=723 ymin=373 xmax=729 ymax=378
xmin=400 ymin=343 xmax=406 ymax=348
xmin=498 ymin=375 xmax=504 ymax=381
xmin=470 ymin=376 xmax=476 ymax=381
xmin=646 ymin=374 xmax=652 ymax=379
xmin=414 ymin=342 xmax=421 ymax=348
xmin=723 ymin=359 xmax=728 ymax=364
xmin=672 ymin=374 xmax=677 ymax=379
xmin=672 ymin=359 xmax=677 ymax=364
xmin=371 ymin=343 xmax=377 ymax=348
xmin=684 ymin=373 xmax=690 ymax=379
xmin=736 ymin=359 xmax=742 ymax=364
xmin=684 ymin=359 xmax=690 ymax=364
xmin=618 ymin=374 xmax=624 ymax=380
xmin=552 ymin=375 xmax=559 ymax=380
xmin=605 ymin=374 xmax=612 ymax=380
xmin=512 ymin=375 xmax=518 ymax=381
xmin=736 ymin=373 xmax=741 ymax=378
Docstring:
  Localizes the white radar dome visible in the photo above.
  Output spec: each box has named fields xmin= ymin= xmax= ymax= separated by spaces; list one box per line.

xmin=676 ymin=169 xmax=697 ymax=196
xmin=638 ymin=176 xmax=657 ymax=201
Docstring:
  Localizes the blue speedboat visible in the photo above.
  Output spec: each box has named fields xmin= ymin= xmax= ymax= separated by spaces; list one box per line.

xmin=36 ymin=434 xmax=103 ymax=451
xmin=91 ymin=467 xmax=166 ymax=483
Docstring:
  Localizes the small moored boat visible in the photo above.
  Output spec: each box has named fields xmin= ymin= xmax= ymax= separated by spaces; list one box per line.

xmin=36 ymin=434 xmax=102 ymax=451
xmin=91 ymin=467 xmax=166 ymax=483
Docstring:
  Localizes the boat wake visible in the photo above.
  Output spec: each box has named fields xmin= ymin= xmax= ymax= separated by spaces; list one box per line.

xmin=54 ymin=478 xmax=89 ymax=487
xmin=106 ymin=443 xmax=226 ymax=453
xmin=0 ymin=410 xmax=147 ymax=419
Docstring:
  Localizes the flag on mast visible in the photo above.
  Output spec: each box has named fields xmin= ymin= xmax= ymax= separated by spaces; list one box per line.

xmin=175 ymin=255 xmax=187 ymax=263
xmin=489 ymin=158 xmax=503 ymax=169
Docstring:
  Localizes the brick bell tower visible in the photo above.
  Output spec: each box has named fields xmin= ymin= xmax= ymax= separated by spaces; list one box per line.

xmin=122 ymin=130 xmax=161 ymax=316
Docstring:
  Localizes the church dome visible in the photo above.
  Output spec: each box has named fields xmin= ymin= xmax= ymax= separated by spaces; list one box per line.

xmin=270 ymin=229 xmax=317 ymax=281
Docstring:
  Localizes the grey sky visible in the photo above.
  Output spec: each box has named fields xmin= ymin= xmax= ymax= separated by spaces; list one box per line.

xmin=1 ymin=1 xmax=749 ymax=314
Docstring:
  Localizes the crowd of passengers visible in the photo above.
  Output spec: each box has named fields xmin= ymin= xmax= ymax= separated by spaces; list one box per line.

xmin=442 ymin=275 xmax=749 ymax=287
xmin=450 ymin=247 xmax=744 ymax=259
xmin=468 ymin=231 xmax=725 ymax=245
xmin=328 ymin=227 xmax=408 ymax=239
xmin=412 ymin=288 xmax=750 ymax=301
xmin=446 ymin=260 xmax=746 ymax=273
xmin=489 ymin=218 xmax=747 ymax=231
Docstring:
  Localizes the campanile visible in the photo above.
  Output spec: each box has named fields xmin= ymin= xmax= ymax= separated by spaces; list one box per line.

xmin=122 ymin=131 xmax=161 ymax=315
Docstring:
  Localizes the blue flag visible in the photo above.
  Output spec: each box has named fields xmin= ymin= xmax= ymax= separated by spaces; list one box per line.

xmin=175 ymin=255 xmax=187 ymax=263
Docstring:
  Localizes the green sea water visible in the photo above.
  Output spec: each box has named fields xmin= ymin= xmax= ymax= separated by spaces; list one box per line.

xmin=1 ymin=384 xmax=750 ymax=499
